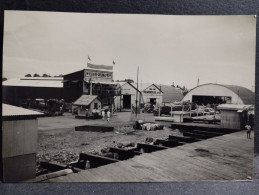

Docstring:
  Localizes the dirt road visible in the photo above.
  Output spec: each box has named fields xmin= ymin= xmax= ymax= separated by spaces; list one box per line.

xmin=37 ymin=112 xmax=181 ymax=166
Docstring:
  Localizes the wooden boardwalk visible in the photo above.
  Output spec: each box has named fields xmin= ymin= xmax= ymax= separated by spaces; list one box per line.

xmin=46 ymin=131 xmax=254 ymax=182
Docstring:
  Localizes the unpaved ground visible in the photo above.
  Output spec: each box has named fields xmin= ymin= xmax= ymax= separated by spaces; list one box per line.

xmin=37 ymin=112 xmax=181 ymax=166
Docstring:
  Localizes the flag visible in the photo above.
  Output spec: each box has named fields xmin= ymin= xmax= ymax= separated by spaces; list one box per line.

xmin=88 ymin=56 xmax=91 ymax=61
xmin=113 ymin=60 xmax=115 ymax=65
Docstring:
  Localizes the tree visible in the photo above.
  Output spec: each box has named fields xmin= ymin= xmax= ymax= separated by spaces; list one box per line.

xmin=124 ymin=79 xmax=134 ymax=83
xmin=33 ymin=73 xmax=40 ymax=77
xmin=2 ymin=77 xmax=7 ymax=81
xmin=25 ymin=74 xmax=32 ymax=77
xmin=42 ymin=73 xmax=49 ymax=77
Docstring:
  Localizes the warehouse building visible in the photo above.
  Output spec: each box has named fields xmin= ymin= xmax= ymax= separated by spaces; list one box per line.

xmin=2 ymin=77 xmax=63 ymax=106
xmin=182 ymin=83 xmax=255 ymax=105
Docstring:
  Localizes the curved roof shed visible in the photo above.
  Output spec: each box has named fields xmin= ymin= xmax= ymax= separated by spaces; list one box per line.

xmin=182 ymin=83 xmax=255 ymax=105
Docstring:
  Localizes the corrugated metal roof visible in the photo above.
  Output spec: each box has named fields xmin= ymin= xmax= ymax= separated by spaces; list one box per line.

xmin=217 ymin=104 xmax=253 ymax=111
xmin=160 ymin=85 xmax=184 ymax=103
xmin=3 ymin=78 xmax=63 ymax=88
xmin=222 ymin=85 xmax=255 ymax=105
xmin=2 ymin=104 xmax=44 ymax=117
xmin=73 ymin=95 xmax=100 ymax=106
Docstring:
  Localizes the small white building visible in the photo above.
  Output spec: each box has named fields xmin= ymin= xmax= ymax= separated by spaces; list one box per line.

xmin=73 ymin=95 xmax=102 ymax=118
xmin=114 ymin=82 xmax=163 ymax=110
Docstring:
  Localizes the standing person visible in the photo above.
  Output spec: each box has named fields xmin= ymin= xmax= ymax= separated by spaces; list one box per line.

xmin=107 ymin=110 xmax=111 ymax=121
xmin=85 ymin=109 xmax=89 ymax=120
xmin=101 ymin=110 xmax=105 ymax=120
xmin=92 ymin=108 xmax=96 ymax=120
xmin=245 ymin=124 xmax=251 ymax=139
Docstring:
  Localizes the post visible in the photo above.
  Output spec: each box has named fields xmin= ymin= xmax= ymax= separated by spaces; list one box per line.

xmin=90 ymin=80 xmax=92 ymax=95
xmin=136 ymin=66 xmax=139 ymax=117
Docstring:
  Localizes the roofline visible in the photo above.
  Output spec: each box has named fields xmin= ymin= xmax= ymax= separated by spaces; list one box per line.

xmin=186 ymin=83 xmax=251 ymax=97
xmin=127 ymin=82 xmax=141 ymax=93
xmin=3 ymin=85 xmax=63 ymax=88
xmin=151 ymin=83 xmax=164 ymax=93
xmin=63 ymin=69 xmax=85 ymax=77
xmin=73 ymin=95 xmax=102 ymax=106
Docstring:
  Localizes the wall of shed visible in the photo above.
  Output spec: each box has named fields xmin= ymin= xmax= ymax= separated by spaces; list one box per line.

xmin=220 ymin=110 xmax=241 ymax=129
xmin=2 ymin=119 xmax=38 ymax=158
xmin=77 ymin=99 xmax=102 ymax=117
xmin=2 ymin=119 xmax=38 ymax=182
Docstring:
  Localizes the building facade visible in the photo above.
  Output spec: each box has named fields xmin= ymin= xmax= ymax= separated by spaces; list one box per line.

xmin=63 ymin=63 xmax=120 ymax=108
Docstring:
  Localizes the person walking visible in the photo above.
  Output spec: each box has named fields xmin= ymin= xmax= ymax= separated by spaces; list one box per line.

xmin=107 ymin=110 xmax=111 ymax=121
xmin=101 ymin=110 xmax=105 ymax=120
xmin=245 ymin=124 xmax=251 ymax=139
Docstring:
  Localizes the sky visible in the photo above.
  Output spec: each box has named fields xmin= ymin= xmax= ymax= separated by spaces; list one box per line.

xmin=3 ymin=11 xmax=256 ymax=90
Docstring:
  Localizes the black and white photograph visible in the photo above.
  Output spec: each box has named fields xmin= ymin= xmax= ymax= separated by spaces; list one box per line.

xmin=1 ymin=11 xmax=256 ymax=182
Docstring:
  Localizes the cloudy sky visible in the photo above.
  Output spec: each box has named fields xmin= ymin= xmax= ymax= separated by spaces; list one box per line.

xmin=3 ymin=11 xmax=256 ymax=90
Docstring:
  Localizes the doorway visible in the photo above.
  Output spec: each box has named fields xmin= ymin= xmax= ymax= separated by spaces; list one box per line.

xmin=150 ymin=98 xmax=156 ymax=104
xmin=123 ymin=95 xmax=131 ymax=109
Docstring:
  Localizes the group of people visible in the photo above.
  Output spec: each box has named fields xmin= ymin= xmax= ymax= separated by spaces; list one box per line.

xmin=85 ymin=108 xmax=111 ymax=121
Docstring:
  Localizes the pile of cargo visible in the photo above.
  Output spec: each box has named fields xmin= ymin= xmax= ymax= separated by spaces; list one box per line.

xmin=133 ymin=120 xmax=164 ymax=131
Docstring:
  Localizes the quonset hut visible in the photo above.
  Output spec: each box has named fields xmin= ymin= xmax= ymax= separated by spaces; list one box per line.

xmin=182 ymin=83 xmax=255 ymax=105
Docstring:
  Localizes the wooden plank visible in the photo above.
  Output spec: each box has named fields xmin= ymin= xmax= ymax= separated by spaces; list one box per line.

xmin=45 ymin=131 xmax=253 ymax=182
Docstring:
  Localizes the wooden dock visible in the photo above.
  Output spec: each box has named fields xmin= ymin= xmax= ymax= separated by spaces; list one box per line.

xmin=45 ymin=131 xmax=253 ymax=182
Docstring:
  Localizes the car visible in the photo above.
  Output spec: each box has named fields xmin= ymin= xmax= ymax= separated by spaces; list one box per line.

xmin=204 ymin=108 xmax=216 ymax=115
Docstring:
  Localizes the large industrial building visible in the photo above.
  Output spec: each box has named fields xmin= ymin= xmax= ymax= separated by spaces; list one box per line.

xmin=182 ymin=83 xmax=255 ymax=105
xmin=2 ymin=77 xmax=63 ymax=106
